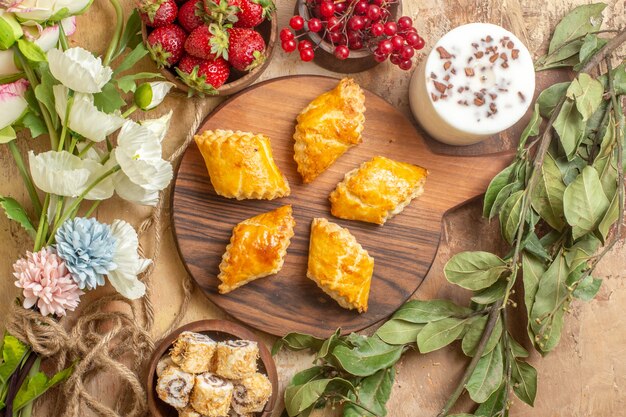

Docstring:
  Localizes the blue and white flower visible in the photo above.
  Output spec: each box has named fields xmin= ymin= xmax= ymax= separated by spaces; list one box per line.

xmin=55 ymin=217 xmax=117 ymax=290
xmin=108 ymin=220 xmax=150 ymax=299
xmin=47 ymin=47 xmax=112 ymax=93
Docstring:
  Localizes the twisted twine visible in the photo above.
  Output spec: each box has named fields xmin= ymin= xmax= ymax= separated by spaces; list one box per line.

xmin=6 ymin=99 xmax=206 ymax=417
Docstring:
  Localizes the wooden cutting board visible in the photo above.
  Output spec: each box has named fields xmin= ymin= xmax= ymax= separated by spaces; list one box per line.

xmin=171 ymin=75 xmax=512 ymax=337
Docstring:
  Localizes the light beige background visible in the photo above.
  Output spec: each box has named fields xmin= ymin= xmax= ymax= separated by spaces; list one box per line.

xmin=0 ymin=0 xmax=624 ymax=416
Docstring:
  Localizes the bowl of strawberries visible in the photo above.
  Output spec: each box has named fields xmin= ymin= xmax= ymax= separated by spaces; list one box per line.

xmin=138 ymin=0 xmax=277 ymax=96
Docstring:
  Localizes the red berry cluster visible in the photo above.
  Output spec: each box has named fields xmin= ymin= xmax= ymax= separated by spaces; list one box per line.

xmin=139 ymin=0 xmax=274 ymax=95
xmin=279 ymin=0 xmax=425 ymax=69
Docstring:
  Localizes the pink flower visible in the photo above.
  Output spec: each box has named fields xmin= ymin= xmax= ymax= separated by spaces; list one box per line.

xmin=13 ymin=248 xmax=84 ymax=317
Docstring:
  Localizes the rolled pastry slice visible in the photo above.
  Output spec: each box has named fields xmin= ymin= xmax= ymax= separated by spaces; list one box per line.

xmin=170 ymin=331 xmax=217 ymax=374
xmin=190 ymin=373 xmax=234 ymax=417
xmin=178 ymin=405 xmax=203 ymax=417
xmin=194 ymin=129 xmax=290 ymax=200
xmin=307 ymin=218 xmax=374 ymax=313
xmin=218 ymin=205 xmax=295 ymax=294
xmin=156 ymin=355 xmax=175 ymax=377
xmin=215 ymin=340 xmax=259 ymax=380
xmin=156 ymin=366 xmax=194 ymax=409
xmin=231 ymin=373 xmax=273 ymax=415
xmin=329 ymin=156 xmax=428 ymax=225
xmin=294 ymin=78 xmax=366 ymax=183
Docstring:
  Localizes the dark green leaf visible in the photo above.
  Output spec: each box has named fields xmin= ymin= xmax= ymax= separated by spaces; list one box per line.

xmin=531 ymin=152 xmax=566 ymax=231
xmin=483 ymin=162 xmax=518 ymax=218
xmin=417 ymin=318 xmax=467 ymax=353
xmin=499 ymin=190 xmax=524 ymax=245
xmin=488 ymin=180 xmax=524 ymax=220
xmin=272 ymin=333 xmax=325 ymax=355
xmin=565 ymin=235 xmax=600 ymax=271
xmin=553 ymin=99 xmax=585 ymax=159
xmin=563 ymin=166 xmax=610 ymax=240
xmin=462 ymin=315 xmax=503 ymax=357
xmin=508 ymin=333 xmax=530 ymax=358
xmin=291 ymin=366 xmax=324 ymax=386
xmin=316 ymin=329 xmax=347 ymax=364
xmin=575 ymin=34 xmax=608 ymax=70
xmin=392 ymin=299 xmax=470 ymax=323
xmin=537 ymin=82 xmax=570 ymax=118
xmin=511 ymin=359 xmax=537 ymax=406
xmin=466 ymin=344 xmax=504 ymax=403
xmin=566 ymin=73 xmax=604 ymax=121
xmin=0 ymin=197 xmax=36 ymax=239
xmin=20 ymin=111 xmax=47 ymax=139
xmin=554 ymin=154 xmax=587 ymax=185
xmin=114 ymin=43 xmax=149 ymax=75
xmin=475 ymin=383 xmax=507 ymax=417
xmin=114 ymin=9 xmax=143 ymax=60
xmin=34 ymin=65 xmax=58 ymax=130
xmin=343 ymin=368 xmax=395 ymax=417
xmin=13 ymin=363 xmax=74 ymax=412
xmin=93 ymin=82 xmax=125 ymax=113
xmin=0 ymin=334 xmax=29 ymax=384
xmin=471 ymin=279 xmax=507 ymax=305
xmin=332 ymin=337 xmax=403 ymax=377
xmin=518 ymin=104 xmax=541 ymax=149
xmin=285 ymin=378 xmax=353 ymax=417
xmin=17 ymin=39 xmax=46 ymax=62
xmin=375 ymin=320 xmax=423 ymax=345
xmin=115 ymin=72 xmax=163 ymax=93
xmin=444 ymin=252 xmax=509 ymax=291
xmin=547 ymin=3 xmax=606 ymax=56
xmin=598 ymin=193 xmax=619 ymax=243
xmin=523 ymin=253 xmax=547 ymax=344
xmin=572 ymin=276 xmax=602 ymax=301
xmin=521 ymin=232 xmax=552 ymax=262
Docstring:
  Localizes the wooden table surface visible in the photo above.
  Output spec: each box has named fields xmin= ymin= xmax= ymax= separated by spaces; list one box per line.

xmin=0 ymin=0 xmax=624 ymax=416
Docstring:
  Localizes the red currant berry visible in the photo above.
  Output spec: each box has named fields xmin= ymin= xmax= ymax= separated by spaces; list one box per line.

xmin=336 ymin=33 xmax=347 ymax=45
xmin=298 ymin=40 xmax=313 ymax=51
xmin=400 ymin=45 xmax=414 ymax=59
xmin=349 ymin=38 xmax=363 ymax=50
xmin=281 ymin=39 xmax=297 ymax=52
xmin=347 ymin=30 xmax=361 ymax=44
xmin=384 ymin=21 xmax=398 ymax=36
xmin=335 ymin=1 xmax=346 ymax=13
xmin=370 ymin=22 xmax=384 ymax=37
xmin=390 ymin=53 xmax=401 ymax=65
xmin=391 ymin=35 xmax=404 ymax=51
xmin=300 ymin=48 xmax=315 ymax=61
xmin=354 ymin=0 xmax=369 ymax=15
xmin=414 ymin=35 xmax=425 ymax=50
xmin=348 ymin=15 xmax=365 ymax=31
xmin=397 ymin=16 xmax=413 ymax=30
xmin=280 ymin=28 xmax=294 ymax=41
xmin=327 ymin=31 xmax=342 ymax=44
xmin=367 ymin=5 xmax=381 ymax=20
xmin=307 ymin=18 xmax=322 ymax=32
xmin=399 ymin=59 xmax=412 ymax=70
xmin=327 ymin=16 xmax=341 ymax=32
xmin=378 ymin=39 xmax=393 ymax=54
xmin=374 ymin=51 xmax=386 ymax=62
xmin=404 ymin=31 xmax=419 ymax=46
xmin=371 ymin=0 xmax=383 ymax=5
xmin=290 ymin=15 xmax=305 ymax=30
xmin=334 ymin=45 xmax=350 ymax=59
xmin=319 ymin=1 xmax=335 ymax=17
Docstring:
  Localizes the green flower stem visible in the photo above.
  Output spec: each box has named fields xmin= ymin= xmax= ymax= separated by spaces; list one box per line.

xmin=7 ymin=141 xmax=42 ymax=215
xmin=13 ymin=47 xmax=59 ymax=150
xmin=33 ymin=194 xmax=50 ymax=251
xmin=51 ymin=197 xmax=64 ymax=234
xmin=77 ymin=141 xmax=94 ymax=158
xmin=46 ymin=165 xmax=121 ymax=245
xmin=122 ymin=104 xmax=138 ymax=118
xmin=68 ymin=136 xmax=79 ymax=154
xmin=103 ymin=0 xmax=124 ymax=66
xmin=84 ymin=200 xmax=101 ymax=218
xmin=57 ymin=94 xmax=74 ymax=152
xmin=58 ymin=22 xmax=69 ymax=51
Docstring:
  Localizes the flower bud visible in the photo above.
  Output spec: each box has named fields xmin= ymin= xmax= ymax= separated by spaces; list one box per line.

xmin=134 ymin=81 xmax=174 ymax=110
xmin=0 ymin=11 xmax=23 ymax=50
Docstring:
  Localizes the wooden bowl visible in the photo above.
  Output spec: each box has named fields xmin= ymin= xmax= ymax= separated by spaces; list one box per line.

xmin=141 ymin=11 xmax=277 ymax=96
xmin=146 ymin=320 xmax=278 ymax=417
xmin=295 ymin=0 xmax=402 ymax=73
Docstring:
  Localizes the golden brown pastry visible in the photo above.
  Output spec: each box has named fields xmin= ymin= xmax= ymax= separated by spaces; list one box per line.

xmin=329 ymin=156 xmax=428 ymax=225
xmin=195 ymin=129 xmax=290 ymax=200
xmin=190 ymin=373 xmax=233 ymax=417
xmin=306 ymin=218 xmax=374 ymax=313
xmin=214 ymin=340 xmax=259 ymax=380
xmin=293 ymin=78 xmax=366 ymax=183
xmin=170 ymin=331 xmax=217 ymax=374
xmin=218 ymin=205 xmax=295 ymax=294
xmin=156 ymin=365 xmax=195 ymax=409
xmin=231 ymin=373 xmax=273 ymax=415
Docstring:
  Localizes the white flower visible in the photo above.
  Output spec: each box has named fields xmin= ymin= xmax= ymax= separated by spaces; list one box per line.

xmin=134 ymin=81 xmax=175 ymax=110
xmin=139 ymin=110 xmax=172 ymax=143
xmin=0 ymin=79 xmax=28 ymax=132
xmin=107 ymin=219 xmax=150 ymax=299
xmin=28 ymin=150 xmax=114 ymax=199
xmin=113 ymin=120 xmax=173 ymax=206
xmin=9 ymin=0 xmax=91 ymax=24
xmin=22 ymin=16 xmax=77 ymax=51
xmin=47 ymin=47 xmax=112 ymax=93
xmin=0 ymin=49 xmax=19 ymax=76
xmin=53 ymin=85 xmax=124 ymax=142
xmin=53 ymin=0 xmax=92 ymax=15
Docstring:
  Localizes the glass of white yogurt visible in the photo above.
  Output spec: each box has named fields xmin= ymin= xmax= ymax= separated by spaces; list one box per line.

xmin=409 ymin=23 xmax=535 ymax=146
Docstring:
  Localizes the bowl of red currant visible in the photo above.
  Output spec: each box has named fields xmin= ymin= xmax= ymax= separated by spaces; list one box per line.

xmin=279 ymin=0 xmax=425 ymax=73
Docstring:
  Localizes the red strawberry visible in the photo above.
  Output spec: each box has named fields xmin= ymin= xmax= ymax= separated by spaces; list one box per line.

xmin=204 ymin=0 xmax=241 ymax=25
xmin=178 ymin=0 xmax=206 ymax=33
xmin=137 ymin=0 xmax=178 ymax=28
xmin=184 ymin=24 xmax=229 ymax=60
xmin=227 ymin=27 xmax=266 ymax=71
xmin=146 ymin=24 xmax=187 ymax=67
xmin=176 ymin=54 xmax=231 ymax=95
xmin=234 ymin=0 xmax=274 ymax=28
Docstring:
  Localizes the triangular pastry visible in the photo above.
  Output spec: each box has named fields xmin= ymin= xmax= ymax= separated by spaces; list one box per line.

xmin=306 ymin=218 xmax=374 ymax=313
xmin=293 ymin=78 xmax=366 ymax=183
xmin=329 ymin=156 xmax=428 ymax=225
xmin=195 ymin=129 xmax=290 ymax=200
xmin=218 ymin=205 xmax=295 ymax=294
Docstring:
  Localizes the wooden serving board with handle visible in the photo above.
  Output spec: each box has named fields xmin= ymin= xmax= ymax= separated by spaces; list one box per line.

xmin=171 ymin=75 xmax=513 ymax=338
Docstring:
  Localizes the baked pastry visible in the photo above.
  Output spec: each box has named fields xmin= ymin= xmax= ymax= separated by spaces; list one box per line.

xmin=218 ymin=205 xmax=295 ymax=294
xmin=170 ymin=331 xmax=217 ymax=374
xmin=156 ymin=356 xmax=175 ymax=377
xmin=178 ymin=405 xmax=202 ymax=417
xmin=293 ymin=78 xmax=366 ymax=183
xmin=215 ymin=340 xmax=259 ymax=380
xmin=231 ymin=373 xmax=273 ymax=415
xmin=195 ymin=129 xmax=290 ymax=200
xmin=190 ymin=373 xmax=234 ymax=417
xmin=329 ymin=156 xmax=428 ymax=225
xmin=306 ymin=218 xmax=374 ymax=313
xmin=156 ymin=366 xmax=195 ymax=409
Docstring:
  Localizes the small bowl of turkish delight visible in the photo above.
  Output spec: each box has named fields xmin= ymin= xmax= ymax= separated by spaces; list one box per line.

xmin=147 ymin=320 xmax=278 ymax=417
